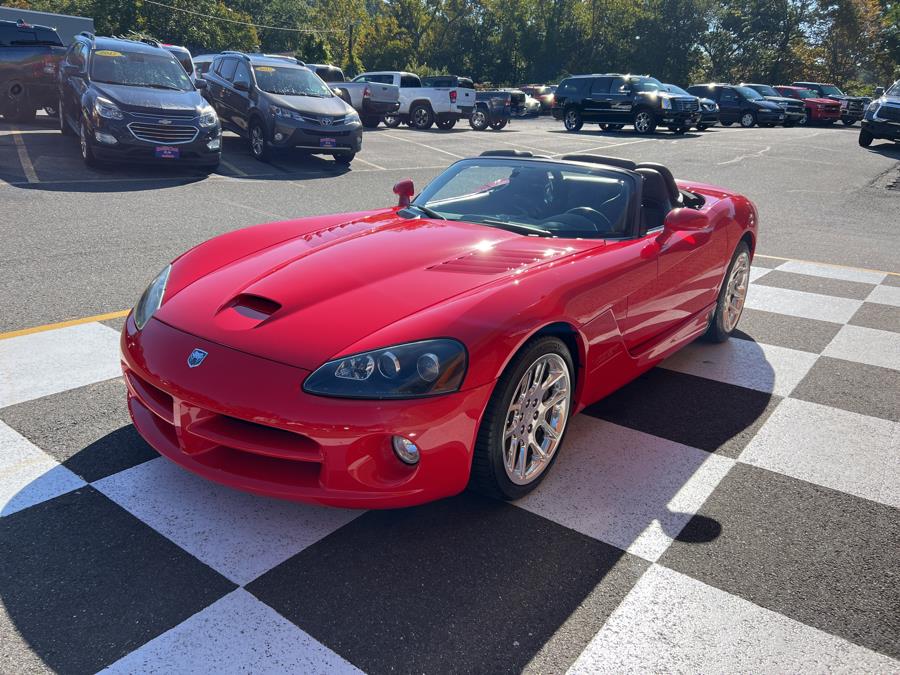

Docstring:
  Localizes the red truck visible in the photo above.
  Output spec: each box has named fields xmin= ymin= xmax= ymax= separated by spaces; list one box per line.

xmin=0 ymin=19 xmax=66 ymax=122
xmin=775 ymin=86 xmax=841 ymax=125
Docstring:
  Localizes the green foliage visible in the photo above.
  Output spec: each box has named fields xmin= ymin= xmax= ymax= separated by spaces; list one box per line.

xmin=18 ymin=0 xmax=896 ymax=87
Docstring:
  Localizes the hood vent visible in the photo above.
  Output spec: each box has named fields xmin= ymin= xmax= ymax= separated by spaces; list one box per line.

xmin=215 ymin=294 xmax=282 ymax=330
xmin=430 ymin=248 xmax=563 ymax=275
xmin=302 ymin=219 xmax=374 ymax=247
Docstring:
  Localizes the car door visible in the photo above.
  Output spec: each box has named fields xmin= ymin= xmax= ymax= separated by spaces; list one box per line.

xmin=606 ymin=76 xmax=632 ymax=123
xmin=227 ymin=60 xmax=253 ymax=131
xmin=61 ymin=42 xmax=88 ymax=127
xmin=582 ymin=76 xmax=613 ymax=121
xmin=211 ymin=58 xmax=238 ymax=129
xmin=717 ymin=87 xmax=740 ymax=123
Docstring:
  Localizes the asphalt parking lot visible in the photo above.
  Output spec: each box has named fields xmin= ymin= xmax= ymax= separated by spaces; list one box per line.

xmin=1 ymin=115 xmax=899 ymax=674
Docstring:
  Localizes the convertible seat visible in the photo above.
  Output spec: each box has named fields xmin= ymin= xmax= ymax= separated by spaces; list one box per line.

xmin=561 ymin=154 xmax=637 ymax=171
xmin=636 ymin=167 xmax=675 ymax=232
xmin=635 ymin=162 xmax=682 ymax=206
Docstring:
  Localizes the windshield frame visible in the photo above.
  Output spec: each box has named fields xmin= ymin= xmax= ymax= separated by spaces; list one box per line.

xmin=750 ymin=84 xmax=779 ymax=97
xmin=820 ymin=84 xmax=845 ymax=97
xmin=251 ymin=64 xmax=334 ymax=98
xmin=409 ymin=157 xmax=639 ymax=240
xmin=88 ymin=48 xmax=194 ymax=91
xmin=735 ymin=86 xmax=763 ymax=100
xmin=662 ymin=84 xmax=691 ymax=96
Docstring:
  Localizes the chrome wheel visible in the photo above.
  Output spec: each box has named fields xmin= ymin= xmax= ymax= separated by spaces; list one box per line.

xmin=250 ymin=125 xmax=264 ymax=157
xmin=634 ymin=111 xmax=652 ymax=133
xmin=740 ymin=112 xmax=755 ymax=127
xmin=723 ymin=251 xmax=750 ymax=332
xmin=503 ymin=353 xmax=571 ymax=485
xmin=471 ymin=110 xmax=486 ymax=129
xmin=564 ymin=109 xmax=580 ymax=130
xmin=79 ymin=122 xmax=88 ymax=158
xmin=412 ymin=106 xmax=431 ymax=127
xmin=799 ymin=112 xmax=808 ymax=126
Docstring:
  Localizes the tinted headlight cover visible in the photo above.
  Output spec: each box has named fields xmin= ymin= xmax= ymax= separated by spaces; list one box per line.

xmin=133 ymin=265 xmax=171 ymax=331
xmin=303 ymin=339 xmax=468 ymax=399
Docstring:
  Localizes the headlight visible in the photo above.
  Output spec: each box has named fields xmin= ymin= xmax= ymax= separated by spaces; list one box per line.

xmin=94 ymin=96 xmax=123 ymax=120
xmin=660 ymin=97 xmax=672 ymax=110
xmin=199 ymin=105 xmax=218 ymax=127
xmin=133 ymin=265 xmax=171 ymax=331
xmin=303 ymin=339 xmax=467 ymax=399
xmin=345 ymin=111 xmax=361 ymax=124
xmin=867 ymin=100 xmax=882 ymax=113
xmin=271 ymin=105 xmax=303 ymax=120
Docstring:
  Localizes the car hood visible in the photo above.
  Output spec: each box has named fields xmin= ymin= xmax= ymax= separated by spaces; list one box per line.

xmin=762 ymin=95 xmax=801 ymax=104
xmin=156 ymin=212 xmax=585 ymax=369
xmin=804 ymin=97 xmax=839 ymax=105
xmin=264 ymin=93 xmax=350 ymax=116
xmin=93 ymin=83 xmax=205 ymax=115
xmin=753 ymin=100 xmax=782 ymax=110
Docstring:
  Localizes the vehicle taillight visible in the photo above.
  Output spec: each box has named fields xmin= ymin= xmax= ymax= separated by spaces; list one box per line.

xmin=363 ymin=85 xmax=371 ymax=99
xmin=449 ymin=90 xmax=457 ymax=103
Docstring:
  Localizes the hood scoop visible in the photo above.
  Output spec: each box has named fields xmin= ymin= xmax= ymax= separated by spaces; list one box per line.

xmin=430 ymin=247 xmax=565 ymax=275
xmin=215 ymin=294 xmax=282 ymax=330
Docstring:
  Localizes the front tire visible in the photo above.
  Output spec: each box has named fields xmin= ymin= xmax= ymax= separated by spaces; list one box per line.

xmin=489 ymin=119 xmax=507 ymax=130
xmin=696 ymin=123 xmax=709 ymax=131
xmin=58 ymin=98 xmax=74 ymax=136
xmin=858 ymin=128 xmax=873 ymax=147
xmin=797 ymin=112 xmax=809 ymax=126
xmin=470 ymin=108 xmax=489 ymax=131
xmin=361 ymin=115 xmax=380 ymax=129
xmin=249 ymin=120 xmax=271 ymax=162
xmin=469 ymin=337 xmax=574 ymax=500
xmin=563 ymin=107 xmax=583 ymax=132
xmin=436 ymin=117 xmax=456 ymax=130
xmin=740 ymin=111 xmax=756 ymax=128
xmin=842 ymin=118 xmax=857 ymax=126
xmin=632 ymin=109 xmax=656 ymax=134
xmin=703 ymin=242 xmax=751 ymax=342
xmin=334 ymin=152 xmax=354 ymax=165
xmin=79 ymin=120 xmax=98 ymax=167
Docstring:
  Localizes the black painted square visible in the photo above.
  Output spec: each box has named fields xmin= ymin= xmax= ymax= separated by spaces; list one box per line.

xmin=754 ymin=270 xmax=875 ymax=300
xmin=732 ymin=308 xmax=841 ymax=353
xmin=849 ymin=302 xmax=900 ymax=334
xmin=791 ymin=356 xmax=900 ymax=422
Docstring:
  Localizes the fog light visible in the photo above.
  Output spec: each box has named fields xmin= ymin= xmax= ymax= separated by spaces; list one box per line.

xmin=392 ymin=436 xmax=420 ymax=465
xmin=94 ymin=131 xmax=117 ymax=145
xmin=206 ymin=137 xmax=220 ymax=150
xmin=274 ymin=132 xmax=284 ymax=141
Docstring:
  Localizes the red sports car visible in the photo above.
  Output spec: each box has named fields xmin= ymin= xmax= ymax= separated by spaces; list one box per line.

xmin=122 ymin=151 xmax=757 ymax=508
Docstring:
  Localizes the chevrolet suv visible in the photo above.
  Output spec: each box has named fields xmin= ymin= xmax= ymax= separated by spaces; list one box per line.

xmin=58 ymin=35 xmax=221 ymax=168
xmin=203 ymin=52 xmax=362 ymax=164
xmin=553 ymin=74 xmax=700 ymax=134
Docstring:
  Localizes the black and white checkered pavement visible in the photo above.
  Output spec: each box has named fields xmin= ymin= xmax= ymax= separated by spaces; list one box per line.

xmin=1 ymin=257 xmax=898 ymax=674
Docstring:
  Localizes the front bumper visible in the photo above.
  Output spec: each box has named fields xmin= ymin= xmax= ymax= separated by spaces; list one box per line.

xmin=89 ymin=116 xmax=221 ymax=165
xmin=272 ymin=117 xmax=363 ymax=154
xmin=657 ymin=111 xmax=701 ymax=125
xmin=862 ymin=118 xmax=900 ymax=140
xmin=756 ymin=109 xmax=785 ymax=123
xmin=121 ymin=316 xmax=493 ymax=508
xmin=809 ymin=106 xmax=841 ymax=121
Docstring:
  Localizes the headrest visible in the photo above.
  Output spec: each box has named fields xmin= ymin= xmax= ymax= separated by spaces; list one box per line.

xmin=480 ymin=150 xmax=534 ymax=157
xmin=636 ymin=162 xmax=680 ymax=204
xmin=561 ymin=154 xmax=637 ymax=171
xmin=636 ymin=168 xmax=673 ymax=208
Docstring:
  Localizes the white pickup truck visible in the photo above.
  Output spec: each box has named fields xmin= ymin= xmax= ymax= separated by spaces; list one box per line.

xmin=306 ymin=63 xmax=400 ymax=129
xmin=351 ymin=71 xmax=475 ymax=130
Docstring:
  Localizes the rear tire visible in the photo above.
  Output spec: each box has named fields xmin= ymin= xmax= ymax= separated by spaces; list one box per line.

xmin=696 ymin=123 xmax=709 ymax=131
xmin=858 ymin=128 xmax=873 ymax=147
xmin=489 ymin=119 xmax=507 ymax=130
xmin=361 ymin=116 xmax=380 ymax=129
xmin=436 ymin=117 xmax=456 ymax=130
xmin=842 ymin=118 xmax=857 ymax=126
xmin=797 ymin=112 xmax=809 ymax=126
xmin=703 ymin=242 xmax=751 ymax=343
xmin=409 ymin=103 xmax=434 ymax=129
xmin=383 ymin=114 xmax=401 ymax=128
xmin=469 ymin=336 xmax=574 ymax=501
xmin=721 ymin=120 xmax=733 ymax=126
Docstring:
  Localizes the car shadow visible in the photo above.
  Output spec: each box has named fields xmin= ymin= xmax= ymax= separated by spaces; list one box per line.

xmin=0 ymin=329 xmax=778 ymax=672
xmin=545 ymin=127 xmax=707 ymax=139
xmin=864 ymin=142 xmax=900 ymax=158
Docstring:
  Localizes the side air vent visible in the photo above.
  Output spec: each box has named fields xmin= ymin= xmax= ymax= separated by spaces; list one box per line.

xmin=227 ymin=294 xmax=282 ymax=321
xmin=429 ymin=248 xmax=562 ymax=274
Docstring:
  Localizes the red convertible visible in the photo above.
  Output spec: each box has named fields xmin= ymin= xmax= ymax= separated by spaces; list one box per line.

xmin=122 ymin=151 xmax=757 ymax=508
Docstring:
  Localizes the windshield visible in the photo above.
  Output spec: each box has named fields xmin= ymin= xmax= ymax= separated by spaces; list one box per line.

xmin=820 ymin=84 xmax=844 ymax=97
xmin=252 ymin=65 xmax=332 ymax=97
xmin=736 ymin=86 xmax=763 ymax=100
xmin=751 ymin=85 xmax=779 ymax=97
xmin=631 ymin=77 xmax=663 ymax=93
xmin=90 ymin=49 xmax=193 ymax=90
xmin=887 ymin=81 xmax=900 ymax=97
xmin=663 ymin=84 xmax=690 ymax=96
xmin=409 ymin=159 xmax=633 ymax=239
xmin=792 ymin=89 xmax=816 ymax=99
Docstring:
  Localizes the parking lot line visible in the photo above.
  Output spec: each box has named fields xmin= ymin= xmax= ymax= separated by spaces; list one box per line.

xmin=353 ymin=156 xmax=386 ymax=171
xmin=0 ymin=310 xmax=129 ymax=341
xmin=11 ymin=129 xmax=39 ymax=183
xmin=380 ymin=133 xmax=464 ymax=159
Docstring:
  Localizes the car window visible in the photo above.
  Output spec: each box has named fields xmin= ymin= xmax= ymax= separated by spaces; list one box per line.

xmin=316 ymin=66 xmax=343 ymax=82
xmin=252 ymin=65 xmax=332 ymax=97
xmin=590 ymin=77 xmax=613 ymax=95
xmin=720 ymin=89 xmax=738 ymax=102
xmin=752 ymin=85 xmax=779 ymax=97
xmin=736 ymin=86 xmax=763 ymax=100
xmin=195 ymin=60 xmax=211 ymax=75
xmin=557 ymin=78 xmax=587 ymax=96
xmin=233 ymin=62 xmax=251 ymax=88
xmin=412 ymin=160 xmax=633 ymax=239
xmin=0 ymin=24 xmax=62 ymax=46
xmin=400 ymin=74 xmax=421 ymax=88
xmin=609 ymin=77 xmax=628 ymax=93
xmin=169 ymin=51 xmax=193 ymax=76
xmin=217 ymin=58 xmax=237 ymax=81
xmin=67 ymin=42 xmax=87 ymax=69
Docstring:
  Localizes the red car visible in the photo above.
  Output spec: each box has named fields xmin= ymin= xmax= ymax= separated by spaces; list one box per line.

xmin=122 ymin=152 xmax=758 ymax=508
xmin=775 ymin=86 xmax=841 ymax=124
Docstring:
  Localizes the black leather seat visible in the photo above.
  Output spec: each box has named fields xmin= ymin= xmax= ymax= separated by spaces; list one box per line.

xmin=561 ymin=154 xmax=637 ymax=171
xmin=636 ymin=167 xmax=675 ymax=232
xmin=636 ymin=162 xmax=681 ymax=206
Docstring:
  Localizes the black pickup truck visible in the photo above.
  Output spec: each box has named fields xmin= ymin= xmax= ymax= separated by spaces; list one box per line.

xmin=0 ymin=19 xmax=66 ymax=122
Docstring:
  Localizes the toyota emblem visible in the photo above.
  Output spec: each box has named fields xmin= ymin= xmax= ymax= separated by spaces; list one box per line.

xmin=320 ymin=116 xmax=333 ymax=127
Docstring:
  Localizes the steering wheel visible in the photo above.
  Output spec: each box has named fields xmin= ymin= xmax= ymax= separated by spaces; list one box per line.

xmin=563 ymin=207 xmax=614 ymax=232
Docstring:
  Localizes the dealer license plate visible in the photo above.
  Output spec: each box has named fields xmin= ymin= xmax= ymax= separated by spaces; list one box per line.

xmin=155 ymin=146 xmax=180 ymax=159
xmin=319 ymin=137 xmax=336 ymax=148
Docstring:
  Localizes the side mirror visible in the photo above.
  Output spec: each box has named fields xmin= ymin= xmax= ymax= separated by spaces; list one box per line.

xmin=874 ymin=86 xmax=884 ymax=97
xmin=194 ymin=78 xmax=207 ymax=90
xmin=233 ymin=80 xmax=250 ymax=93
xmin=62 ymin=63 xmax=82 ymax=77
xmin=393 ymin=179 xmax=415 ymax=207
xmin=663 ymin=207 xmax=709 ymax=234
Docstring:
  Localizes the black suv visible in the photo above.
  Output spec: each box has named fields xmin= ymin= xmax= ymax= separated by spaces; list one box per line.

xmin=203 ymin=52 xmax=361 ymax=164
xmin=792 ymin=82 xmax=866 ymax=126
xmin=687 ymin=84 xmax=784 ymax=127
xmin=741 ymin=83 xmax=805 ymax=126
xmin=859 ymin=79 xmax=900 ymax=147
xmin=58 ymin=34 xmax=221 ymax=168
xmin=552 ymin=74 xmax=700 ymax=134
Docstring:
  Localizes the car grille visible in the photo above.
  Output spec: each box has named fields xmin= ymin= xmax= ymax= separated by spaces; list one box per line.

xmin=847 ymin=100 xmax=864 ymax=112
xmin=785 ymin=102 xmax=804 ymax=115
xmin=673 ymin=99 xmax=699 ymax=112
xmin=878 ymin=104 xmax=900 ymax=122
xmin=299 ymin=114 xmax=350 ymax=126
xmin=128 ymin=122 xmax=199 ymax=144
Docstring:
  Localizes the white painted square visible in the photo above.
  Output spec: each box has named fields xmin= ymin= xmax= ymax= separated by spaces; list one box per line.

xmin=744 ymin=284 xmax=862 ymax=324
xmin=777 ymin=260 xmax=886 ymax=285
xmin=0 ymin=420 xmax=85 ymax=517
xmin=740 ymin=399 xmax=899 ymax=508
xmin=103 ymin=589 xmax=362 ymax=674
xmin=0 ymin=322 xmax=122 ymax=409
xmin=94 ymin=457 xmax=362 ymax=585
xmin=823 ymin=325 xmax=900 ymax=372
xmin=748 ymin=266 xmax=772 ymax=282
xmin=567 ymin=565 xmax=900 ymax=674
xmin=865 ymin=284 xmax=900 ymax=308
xmin=517 ymin=416 xmax=734 ymax=561
xmin=660 ymin=337 xmax=818 ymax=396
